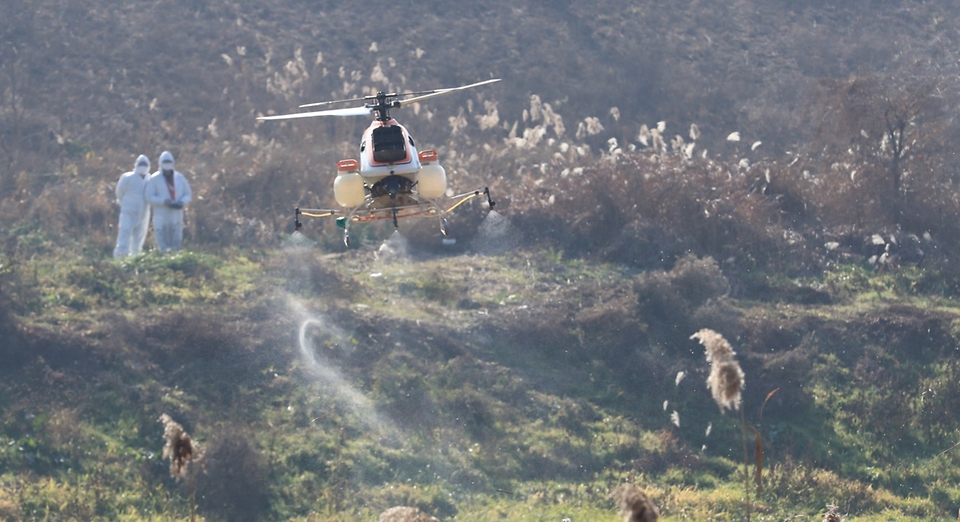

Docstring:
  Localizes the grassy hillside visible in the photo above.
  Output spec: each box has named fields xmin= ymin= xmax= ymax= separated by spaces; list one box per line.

xmin=5 ymin=244 xmax=960 ymax=520
xmin=5 ymin=0 xmax=960 ymax=520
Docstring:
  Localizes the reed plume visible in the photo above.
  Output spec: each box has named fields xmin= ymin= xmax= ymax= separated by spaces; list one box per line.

xmin=159 ymin=413 xmax=205 ymax=522
xmin=692 ymin=328 xmax=744 ymax=412
xmin=692 ymin=329 xmax=751 ymax=520
xmin=159 ymin=413 xmax=204 ymax=479
xmin=610 ymin=483 xmax=659 ymax=522
xmin=378 ymin=506 xmax=440 ymax=522
xmin=822 ymin=503 xmax=843 ymax=522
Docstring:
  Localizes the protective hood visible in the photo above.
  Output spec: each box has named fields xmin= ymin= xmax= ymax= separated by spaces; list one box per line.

xmin=134 ymin=154 xmax=150 ymax=176
xmin=159 ymin=151 xmax=175 ymax=171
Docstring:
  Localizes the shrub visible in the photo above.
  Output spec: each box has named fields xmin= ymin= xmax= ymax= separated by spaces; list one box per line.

xmin=506 ymin=151 xmax=797 ymax=273
xmin=633 ymin=254 xmax=731 ymax=350
xmin=21 ymin=178 xmax=116 ymax=254
xmin=669 ymin=255 xmax=730 ymax=307
xmin=370 ymin=355 xmax=438 ymax=431
xmin=196 ymin=428 xmax=268 ymax=522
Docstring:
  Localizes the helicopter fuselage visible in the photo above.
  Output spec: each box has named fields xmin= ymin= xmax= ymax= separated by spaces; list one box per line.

xmin=358 ymin=119 xmax=420 ymax=178
xmin=332 ymin=118 xmax=448 ymax=209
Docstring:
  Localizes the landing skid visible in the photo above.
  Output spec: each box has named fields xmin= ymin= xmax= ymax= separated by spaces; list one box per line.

xmin=295 ymin=188 xmax=495 ymax=247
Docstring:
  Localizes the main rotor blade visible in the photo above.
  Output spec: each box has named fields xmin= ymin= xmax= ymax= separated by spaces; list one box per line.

xmin=257 ymin=106 xmax=374 ymax=121
xmin=299 ymin=95 xmax=368 ymax=109
xmin=398 ymin=78 xmax=501 ymax=107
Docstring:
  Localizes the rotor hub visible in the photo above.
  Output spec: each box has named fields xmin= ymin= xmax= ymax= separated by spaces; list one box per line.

xmin=368 ymin=91 xmax=400 ymax=121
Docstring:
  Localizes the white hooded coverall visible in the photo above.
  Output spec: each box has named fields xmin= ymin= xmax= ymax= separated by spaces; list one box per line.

xmin=145 ymin=151 xmax=192 ymax=252
xmin=113 ymin=154 xmax=152 ymax=258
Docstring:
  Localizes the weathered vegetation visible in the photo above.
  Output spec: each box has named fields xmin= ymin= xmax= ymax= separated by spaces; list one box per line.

xmin=4 ymin=0 xmax=960 ymax=520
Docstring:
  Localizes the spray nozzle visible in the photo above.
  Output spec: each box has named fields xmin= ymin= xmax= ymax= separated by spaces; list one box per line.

xmin=484 ymin=187 xmax=496 ymax=209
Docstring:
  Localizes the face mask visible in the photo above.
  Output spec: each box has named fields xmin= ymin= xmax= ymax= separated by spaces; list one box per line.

xmin=161 ymin=163 xmax=174 ymax=174
xmin=135 ymin=164 xmax=149 ymax=176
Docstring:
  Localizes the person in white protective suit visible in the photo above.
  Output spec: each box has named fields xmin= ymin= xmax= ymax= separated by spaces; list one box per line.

xmin=145 ymin=151 xmax=192 ymax=252
xmin=113 ymin=154 xmax=152 ymax=258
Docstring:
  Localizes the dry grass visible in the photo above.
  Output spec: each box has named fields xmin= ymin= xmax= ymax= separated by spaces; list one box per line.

xmin=378 ymin=506 xmax=440 ymax=522
xmin=159 ymin=413 xmax=204 ymax=480
xmin=0 ymin=496 xmax=19 ymax=521
xmin=822 ymin=503 xmax=843 ymax=522
xmin=610 ymin=483 xmax=659 ymax=522
xmin=159 ymin=413 xmax=205 ymax=521
xmin=503 ymin=148 xmax=795 ymax=272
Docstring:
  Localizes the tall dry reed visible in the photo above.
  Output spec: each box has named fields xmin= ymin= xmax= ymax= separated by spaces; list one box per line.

xmin=610 ymin=483 xmax=659 ymax=522
xmin=691 ymin=329 xmax=750 ymax=521
xmin=822 ymin=503 xmax=843 ymax=522
xmin=694 ymin=328 xmax=745 ymax=412
xmin=378 ymin=506 xmax=440 ymax=522
xmin=159 ymin=413 xmax=205 ymax=522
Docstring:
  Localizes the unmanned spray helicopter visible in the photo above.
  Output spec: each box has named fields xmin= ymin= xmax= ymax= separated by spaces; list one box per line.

xmin=258 ymin=78 xmax=501 ymax=246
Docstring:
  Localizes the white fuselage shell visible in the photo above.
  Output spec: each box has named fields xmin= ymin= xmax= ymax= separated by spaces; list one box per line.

xmin=358 ymin=119 xmax=421 ymax=180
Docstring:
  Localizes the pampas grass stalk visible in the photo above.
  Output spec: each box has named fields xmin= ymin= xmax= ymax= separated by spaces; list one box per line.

xmin=823 ymin=503 xmax=842 ymax=522
xmin=159 ymin=414 xmax=205 ymax=522
xmin=377 ymin=506 xmax=440 ymax=522
xmin=691 ymin=329 xmax=750 ymax=521
xmin=610 ymin=483 xmax=659 ymax=522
